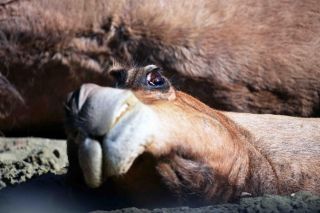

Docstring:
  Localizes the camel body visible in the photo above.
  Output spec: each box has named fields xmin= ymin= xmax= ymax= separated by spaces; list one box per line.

xmin=1 ymin=0 xmax=320 ymax=135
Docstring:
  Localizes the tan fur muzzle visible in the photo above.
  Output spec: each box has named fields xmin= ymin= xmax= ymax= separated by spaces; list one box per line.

xmin=65 ymin=84 xmax=158 ymax=188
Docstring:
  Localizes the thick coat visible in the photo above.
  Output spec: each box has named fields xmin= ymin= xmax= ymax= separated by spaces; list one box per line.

xmin=1 ymin=0 xmax=320 ymax=135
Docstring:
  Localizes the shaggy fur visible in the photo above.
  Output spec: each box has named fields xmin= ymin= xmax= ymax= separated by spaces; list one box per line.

xmin=1 ymin=0 xmax=320 ymax=134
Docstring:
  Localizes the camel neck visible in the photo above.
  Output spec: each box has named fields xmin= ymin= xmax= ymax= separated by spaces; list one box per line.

xmin=242 ymin=135 xmax=280 ymax=196
xmin=216 ymin=111 xmax=279 ymax=196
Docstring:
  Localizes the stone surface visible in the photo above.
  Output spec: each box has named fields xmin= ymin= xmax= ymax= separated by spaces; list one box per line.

xmin=0 ymin=137 xmax=67 ymax=189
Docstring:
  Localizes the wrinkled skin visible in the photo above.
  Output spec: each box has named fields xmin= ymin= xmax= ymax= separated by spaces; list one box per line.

xmin=65 ymin=65 xmax=320 ymax=207
xmin=1 ymin=0 xmax=320 ymax=136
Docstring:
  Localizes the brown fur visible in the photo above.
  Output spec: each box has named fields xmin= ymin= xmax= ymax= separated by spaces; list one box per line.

xmin=1 ymin=0 xmax=320 ymax=135
xmin=66 ymin=65 xmax=320 ymax=207
xmin=147 ymin=92 xmax=320 ymax=205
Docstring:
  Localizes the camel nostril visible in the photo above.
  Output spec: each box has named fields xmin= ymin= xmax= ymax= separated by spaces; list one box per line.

xmin=65 ymin=88 xmax=81 ymax=114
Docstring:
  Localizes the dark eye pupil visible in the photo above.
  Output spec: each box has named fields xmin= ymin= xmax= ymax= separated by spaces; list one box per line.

xmin=147 ymin=71 xmax=165 ymax=86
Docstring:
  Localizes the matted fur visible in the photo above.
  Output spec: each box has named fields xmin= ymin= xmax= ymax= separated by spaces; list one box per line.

xmin=1 ymin=0 xmax=320 ymax=134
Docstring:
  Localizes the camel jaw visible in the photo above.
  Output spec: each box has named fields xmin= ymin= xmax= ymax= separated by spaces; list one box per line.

xmin=67 ymin=84 xmax=158 ymax=187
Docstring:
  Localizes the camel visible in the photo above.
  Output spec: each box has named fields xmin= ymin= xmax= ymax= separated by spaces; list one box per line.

xmin=1 ymin=0 xmax=320 ymax=135
xmin=65 ymin=65 xmax=320 ymax=207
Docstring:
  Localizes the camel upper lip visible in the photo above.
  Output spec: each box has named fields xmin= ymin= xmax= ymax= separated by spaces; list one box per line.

xmin=111 ymin=102 xmax=130 ymax=128
xmin=68 ymin=84 xmax=141 ymax=137
xmin=108 ymin=94 xmax=139 ymax=132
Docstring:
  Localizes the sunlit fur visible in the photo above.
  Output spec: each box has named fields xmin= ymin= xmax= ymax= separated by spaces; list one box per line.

xmin=66 ymin=65 xmax=320 ymax=207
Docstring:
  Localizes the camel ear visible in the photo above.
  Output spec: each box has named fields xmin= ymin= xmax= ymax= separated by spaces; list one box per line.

xmin=108 ymin=68 xmax=128 ymax=87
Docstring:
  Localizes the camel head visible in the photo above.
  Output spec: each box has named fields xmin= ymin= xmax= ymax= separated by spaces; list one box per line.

xmin=65 ymin=65 xmax=248 ymax=205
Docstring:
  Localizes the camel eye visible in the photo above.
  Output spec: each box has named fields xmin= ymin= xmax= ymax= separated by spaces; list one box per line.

xmin=146 ymin=70 xmax=165 ymax=87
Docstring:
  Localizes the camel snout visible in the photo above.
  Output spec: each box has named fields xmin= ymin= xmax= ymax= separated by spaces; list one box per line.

xmin=65 ymin=83 xmax=102 ymax=114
